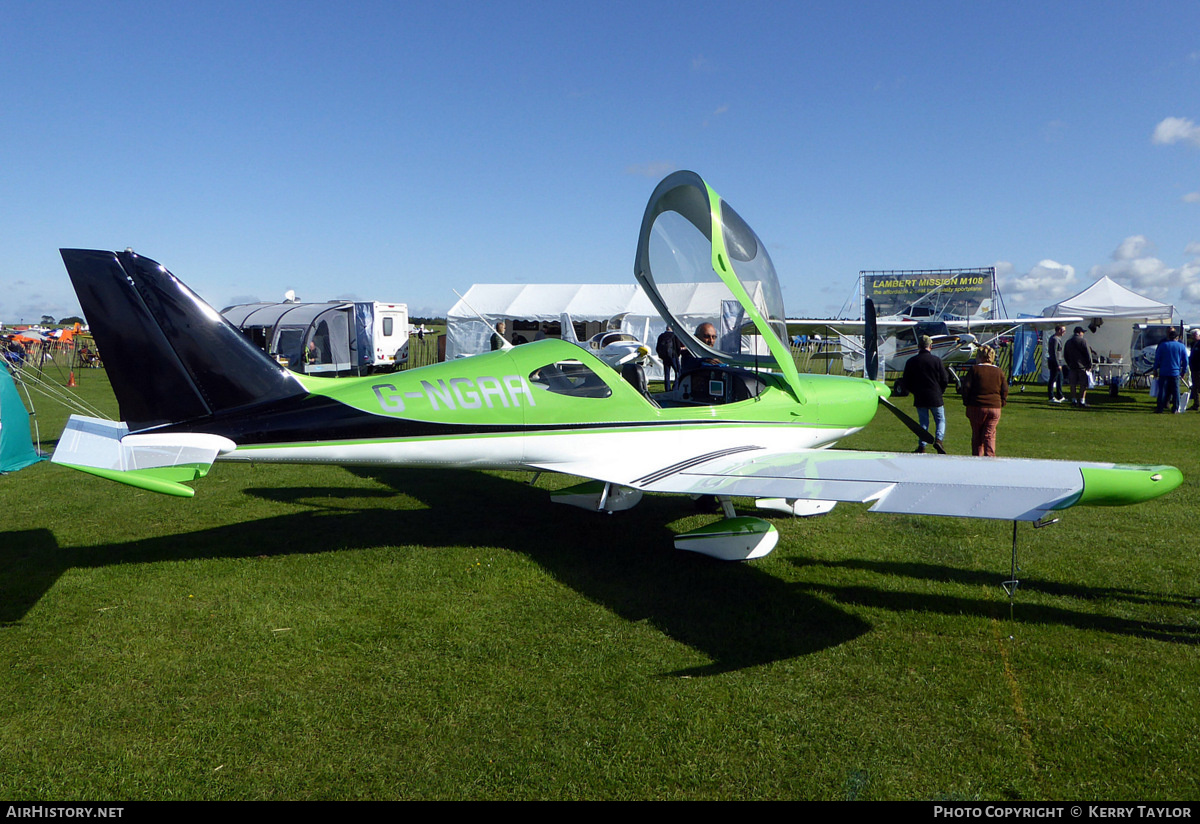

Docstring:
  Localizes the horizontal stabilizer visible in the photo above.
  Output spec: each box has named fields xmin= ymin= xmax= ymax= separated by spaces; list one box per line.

xmin=51 ymin=415 xmax=236 ymax=497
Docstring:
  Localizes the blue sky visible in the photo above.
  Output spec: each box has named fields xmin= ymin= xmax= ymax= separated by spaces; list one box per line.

xmin=2 ymin=1 xmax=1197 ymax=324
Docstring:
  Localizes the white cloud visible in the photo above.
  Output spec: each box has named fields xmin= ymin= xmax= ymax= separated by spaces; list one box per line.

xmin=997 ymin=259 xmax=1079 ymax=311
xmin=998 ymin=238 xmax=1200 ymax=314
xmin=1113 ymin=235 xmax=1154 ymax=260
xmin=1180 ymin=262 xmax=1200 ymax=302
xmin=703 ymin=104 xmax=729 ymax=128
xmin=0 ymin=281 xmax=82 ymax=324
xmin=1087 ymin=235 xmax=1200 ymax=305
xmin=1090 ymin=256 xmax=1174 ymax=294
xmin=1152 ymin=117 xmax=1200 ymax=147
xmin=1183 ymin=192 xmax=1200 ymax=203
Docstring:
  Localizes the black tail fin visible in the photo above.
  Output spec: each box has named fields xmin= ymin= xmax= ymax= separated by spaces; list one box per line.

xmin=60 ymin=249 xmax=307 ymax=432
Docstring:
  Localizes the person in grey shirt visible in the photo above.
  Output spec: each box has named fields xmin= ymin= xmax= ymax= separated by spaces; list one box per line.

xmin=1046 ymin=325 xmax=1066 ymax=403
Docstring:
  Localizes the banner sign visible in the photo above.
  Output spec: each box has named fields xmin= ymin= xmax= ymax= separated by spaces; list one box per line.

xmin=1012 ymin=328 xmax=1039 ymax=376
xmin=861 ymin=268 xmax=995 ymax=319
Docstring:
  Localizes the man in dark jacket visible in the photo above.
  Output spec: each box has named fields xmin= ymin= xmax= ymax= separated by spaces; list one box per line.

xmin=656 ymin=328 xmax=682 ymax=391
xmin=901 ymin=335 xmax=950 ymax=453
xmin=1062 ymin=326 xmax=1093 ymax=407
xmin=490 ymin=321 xmax=507 ymax=351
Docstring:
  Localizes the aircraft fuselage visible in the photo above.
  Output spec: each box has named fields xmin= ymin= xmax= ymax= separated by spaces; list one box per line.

xmin=193 ymin=339 xmax=882 ymax=477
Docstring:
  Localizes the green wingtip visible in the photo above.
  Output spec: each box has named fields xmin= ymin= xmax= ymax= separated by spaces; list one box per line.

xmin=1064 ymin=465 xmax=1184 ymax=509
xmin=59 ymin=463 xmax=203 ymax=498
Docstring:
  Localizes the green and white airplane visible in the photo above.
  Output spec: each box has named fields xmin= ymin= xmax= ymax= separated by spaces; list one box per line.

xmin=51 ymin=171 xmax=1181 ymax=560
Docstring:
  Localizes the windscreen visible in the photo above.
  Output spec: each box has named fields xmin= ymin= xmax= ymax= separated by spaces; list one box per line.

xmin=635 ymin=171 xmax=789 ymax=366
xmin=715 ymin=199 xmax=788 ymax=346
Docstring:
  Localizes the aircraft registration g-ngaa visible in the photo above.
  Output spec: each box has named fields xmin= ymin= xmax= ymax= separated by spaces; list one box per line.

xmin=52 ymin=171 xmax=1181 ymax=561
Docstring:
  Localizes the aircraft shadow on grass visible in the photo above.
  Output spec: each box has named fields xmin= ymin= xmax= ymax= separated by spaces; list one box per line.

xmin=0 ymin=528 xmax=64 ymax=628
xmin=6 ymin=466 xmax=1196 ymax=663
xmin=787 ymin=557 xmax=1199 ymax=645
xmin=258 ymin=467 xmax=875 ymax=677
xmin=5 ymin=467 xmax=1195 ymax=664
xmin=1 ymin=468 xmax=870 ymax=676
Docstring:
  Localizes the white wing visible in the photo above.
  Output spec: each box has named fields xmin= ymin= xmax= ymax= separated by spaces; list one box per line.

xmin=787 ymin=318 xmax=918 ymax=334
xmin=532 ymin=444 xmax=1180 ymax=522
xmin=943 ymin=315 xmax=1084 ymax=331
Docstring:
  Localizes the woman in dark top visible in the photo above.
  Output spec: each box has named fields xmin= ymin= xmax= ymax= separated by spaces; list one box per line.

xmin=961 ymin=345 xmax=1008 ymax=457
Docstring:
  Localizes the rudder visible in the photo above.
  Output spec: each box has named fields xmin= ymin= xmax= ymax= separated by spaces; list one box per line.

xmin=60 ymin=249 xmax=306 ymax=432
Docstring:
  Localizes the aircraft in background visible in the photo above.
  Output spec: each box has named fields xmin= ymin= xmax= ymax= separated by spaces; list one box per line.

xmin=788 ymin=317 xmax=976 ymax=375
xmin=789 ymin=313 xmax=1082 ymax=376
xmin=559 ymin=312 xmax=660 ymax=372
xmin=1130 ymin=324 xmax=1189 ymax=376
xmin=50 ymin=172 xmax=1179 ymax=563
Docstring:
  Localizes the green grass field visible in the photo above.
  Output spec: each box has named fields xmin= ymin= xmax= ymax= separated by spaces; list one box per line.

xmin=2 ymin=368 xmax=1197 ymax=800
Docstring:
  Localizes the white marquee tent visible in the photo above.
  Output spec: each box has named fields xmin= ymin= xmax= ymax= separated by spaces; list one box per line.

xmin=446 ymin=282 xmax=767 ymax=378
xmin=1042 ymin=276 xmax=1175 ymax=379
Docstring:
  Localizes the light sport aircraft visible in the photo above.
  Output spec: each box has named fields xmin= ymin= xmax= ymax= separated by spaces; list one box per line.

xmin=789 ymin=317 xmax=976 ymax=375
xmin=51 ymin=171 xmax=1180 ymax=561
xmin=790 ymin=313 xmax=1082 ymax=376
xmin=559 ymin=312 xmax=660 ymax=372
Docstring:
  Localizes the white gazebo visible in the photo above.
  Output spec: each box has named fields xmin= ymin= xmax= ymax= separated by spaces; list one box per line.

xmin=1042 ymin=276 xmax=1175 ymax=378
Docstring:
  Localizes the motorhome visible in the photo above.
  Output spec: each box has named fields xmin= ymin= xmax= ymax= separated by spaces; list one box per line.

xmin=222 ymin=300 xmax=410 ymax=376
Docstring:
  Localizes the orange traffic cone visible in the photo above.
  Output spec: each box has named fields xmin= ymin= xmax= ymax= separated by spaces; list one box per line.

xmin=68 ymin=371 xmax=76 ymax=388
